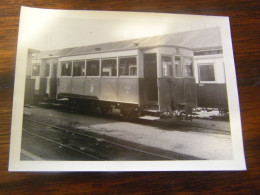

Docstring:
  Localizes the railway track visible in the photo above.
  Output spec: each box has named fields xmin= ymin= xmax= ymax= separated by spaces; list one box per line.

xmin=22 ymin=130 xmax=104 ymax=160
xmin=22 ymin=117 xmax=197 ymax=161
xmin=136 ymin=117 xmax=230 ymax=135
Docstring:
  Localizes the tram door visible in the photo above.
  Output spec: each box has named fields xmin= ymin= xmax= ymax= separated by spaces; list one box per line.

xmin=43 ymin=58 xmax=58 ymax=99
xmin=143 ymin=53 xmax=158 ymax=104
xmin=48 ymin=59 xmax=58 ymax=99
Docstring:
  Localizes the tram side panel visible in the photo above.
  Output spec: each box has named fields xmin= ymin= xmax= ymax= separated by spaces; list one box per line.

xmin=117 ymin=78 xmax=139 ymax=104
xmin=99 ymin=78 xmax=118 ymax=102
xmin=58 ymin=77 xmax=140 ymax=105
xmin=24 ymin=77 xmax=36 ymax=105
xmin=196 ymin=84 xmax=228 ymax=110
xmin=183 ymin=77 xmax=197 ymax=112
xmin=57 ymin=77 xmax=72 ymax=97
xmin=158 ymin=78 xmax=197 ymax=113
xmin=157 ymin=78 xmax=173 ymax=112
xmin=84 ymin=78 xmax=100 ymax=100
xmin=71 ymin=77 xmax=85 ymax=96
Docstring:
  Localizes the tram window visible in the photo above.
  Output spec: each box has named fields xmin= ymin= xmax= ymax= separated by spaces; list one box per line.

xmin=73 ymin=60 xmax=85 ymax=76
xmin=162 ymin=56 xmax=173 ymax=77
xmin=86 ymin=60 xmax=100 ymax=76
xmin=119 ymin=57 xmax=137 ymax=76
xmin=45 ymin=63 xmax=50 ymax=77
xmin=32 ymin=64 xmax=40 ymax=76
xmin=61 ymin=61 xmax=72 ymax=76
xmin=174 ymin=56 xmax=182 ymax=77
xmin=183 ymin=57 xmax=193 ymax=77
xmin=199 ymin=64 xmax=215 ymax=81
xmin=101 ymin=59 xmax=117 ymax=77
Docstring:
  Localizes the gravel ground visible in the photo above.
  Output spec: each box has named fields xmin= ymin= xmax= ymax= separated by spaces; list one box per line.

xmin=23 ymin=106 xmax=233 ymax=160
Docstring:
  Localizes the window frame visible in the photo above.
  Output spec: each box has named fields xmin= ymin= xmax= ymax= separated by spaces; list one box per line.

xmin=198 ymin=63 xmax=216 ymax=83
xmin=174 ymin=55 xmax=182 ymax=78
xmin=101 ymin=57 xmax=118 ymax=78
xmin=86 ymin=59 xmax=101 ymax=77
xmin=183 ymin=56 xmax=194 ymax=78
xmin=72 ymin=59 xmax=86 ymax=77
xmin=118 ymin=56 xmax=138 ymax=78
xmin=60 ymin=60 xmax=73 ymax=77
xmin=161 ymin=55 xmax=173 ymax=78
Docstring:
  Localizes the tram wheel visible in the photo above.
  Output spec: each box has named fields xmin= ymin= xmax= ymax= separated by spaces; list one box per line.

xmin=100 ymin=105 xmax=110 ymax=114
xmin=121 ymin=110 xmax=136 ymax=121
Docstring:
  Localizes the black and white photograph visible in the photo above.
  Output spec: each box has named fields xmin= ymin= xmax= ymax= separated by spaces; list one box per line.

xmin=9 ymin=7 xmax=246 ymax=171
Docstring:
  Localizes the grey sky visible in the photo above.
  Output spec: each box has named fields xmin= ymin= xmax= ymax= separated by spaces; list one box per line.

xmin=20 ymin=8 xmax=221 ymax=51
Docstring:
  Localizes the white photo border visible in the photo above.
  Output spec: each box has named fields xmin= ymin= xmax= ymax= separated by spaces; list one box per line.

xmin=8 ymin=6 xmax=246 ymax=171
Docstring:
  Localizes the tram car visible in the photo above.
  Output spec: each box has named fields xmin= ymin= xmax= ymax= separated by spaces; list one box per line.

xmin=193 ymin=49 xmax=228 ymax=113
xmin=25 ymin=27 xmax=228 ymax=120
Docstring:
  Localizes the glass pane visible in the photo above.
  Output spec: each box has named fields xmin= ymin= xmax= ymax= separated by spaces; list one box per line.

xmin=199 ymin=65 xmax=215 ymax=81
xmin=130 ymin=66 xmax=137 ymax=76
xmin=184 ymin=58 xmax=193 ymax=77
xmin=162 ymin=56 xmax=172 ymax=77
xmin=175 ymin=56 xmax=182 ymax=77
xmin=32 ymin=64 xmax=40 ymax=76
xmin=102 ymin=59 xmax=117 ymax=77
xmin=86 ymin=60 xmax=99 ymax=76
xmin=119 ymin=57 xmax=137 ymax=76
xmin=61 ymin=61 xmax=72 ymax=76
xmin=73 ymin=60 xmax=85 ymax=76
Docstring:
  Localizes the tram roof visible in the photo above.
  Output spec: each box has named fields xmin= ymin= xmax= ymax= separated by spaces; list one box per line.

xmin=35 ymin=27 xmax=222 ymax=58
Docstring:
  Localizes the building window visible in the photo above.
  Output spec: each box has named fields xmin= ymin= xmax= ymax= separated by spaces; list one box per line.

xmin=32 ymin=64 xmax=40 ymax=76
xmin=61 ymin=61 xmax=72 ymax=76
xmin=162 ymin=56 xmax=173 ymax=77
xmin=174 ymin=56 xmax=182 ymax=77
xmin=183 ymin=57 xmax=193 ymax=77
xmin=199 ymin=64 xmax=215 ymax=81
xmin=86 ymin=60 xmax=100 ymax=76
xmin=45 ymin=63 xmax=50 ymax=77
xmin=119 ymin=57 xmax=137 ymax=76
xmin=73 ymin=60 xmax=85 ymax=76
xmin=101 ymin=58 xmax=117 ymax=77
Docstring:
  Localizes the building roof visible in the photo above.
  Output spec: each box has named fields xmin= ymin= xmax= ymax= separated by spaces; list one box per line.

xmin=35 ymin=27 xmax=222 ymax=58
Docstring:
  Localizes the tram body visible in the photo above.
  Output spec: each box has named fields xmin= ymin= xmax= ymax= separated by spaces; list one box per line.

xmin=54 ymin=46 xmax=197 ymax=119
